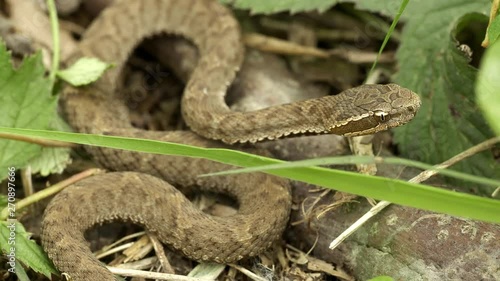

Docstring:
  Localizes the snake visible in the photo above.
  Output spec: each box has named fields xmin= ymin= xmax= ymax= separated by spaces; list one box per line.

xmin=39 ymin=0 xmax=421 ymax=280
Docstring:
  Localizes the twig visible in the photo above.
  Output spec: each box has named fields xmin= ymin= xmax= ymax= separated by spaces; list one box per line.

xmin=493 ymin=186 xmax=500 ymax=198
xmin=329 ymin=48 xmax=395 ymax=64
xmin=122 ymin=235 xmax=153 ymax=263
xmin=20 ymin=166 xmax=34 ymax=198
xmin=20 ymin=166 xmax=35 ymax=216
xmin=95 ymin=242 xmax=134 ymax=260
xmin=259 ymin=17 xmax=363 ymax=42
xmin=108 ymin=267 xmax=214 ymax=281
xmin=149 ymin=233 xmax=175 ymax=274
xmin=94 ymin=231 xmax=146 ymax=257
xmin=329 ymin=136 xmax=500 ymax=249
xmin=114 ymin=256 xmax=158 ymax=270
xmin=0 ymin=132 xmax=76 ymax=147
xmin=244 ymin=33 xmax=329 ymax=58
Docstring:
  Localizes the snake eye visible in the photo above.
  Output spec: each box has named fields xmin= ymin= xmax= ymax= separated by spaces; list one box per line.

xmin=374 ymin=111 xmax=389 ymax=122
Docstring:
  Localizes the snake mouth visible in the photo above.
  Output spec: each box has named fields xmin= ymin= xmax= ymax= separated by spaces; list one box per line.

xmin=329 ymin=107 xmax=418 ymax=137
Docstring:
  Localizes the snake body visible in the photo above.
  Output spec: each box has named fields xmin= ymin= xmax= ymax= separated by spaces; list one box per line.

xmin=40 ymin=0 xmax=421 ymax=280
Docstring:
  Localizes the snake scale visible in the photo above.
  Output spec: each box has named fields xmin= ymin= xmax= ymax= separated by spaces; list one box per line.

xmin=40 ymin=0 xmax=421 ymax=280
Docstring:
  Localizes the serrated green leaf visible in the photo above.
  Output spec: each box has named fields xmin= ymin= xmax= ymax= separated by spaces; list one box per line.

xmin=476 ymin=40 xmax=500 ymax=136
xmin=28 ymin=116 xmax=72 ymax=176
xmin=57 ymin=57 xmax=112 ymax=86
xmin=355 ymin=0 xmax=498 ymax=191
xmin=29 ymin=145 xmax=71 ymax=176
xmin=0 ymin=221 xmax=58 ymax=278
xmin=0 ymin=41 xmax=57 ymax=180
xmin=224 ymin=0 xmax=341 ymax=14
xmin=487 ymin=14 xmax=500 ymax=44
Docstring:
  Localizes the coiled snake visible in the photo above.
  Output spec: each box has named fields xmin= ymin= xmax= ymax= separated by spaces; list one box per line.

xmin=40 ymin=0 xmax=421 ymax=280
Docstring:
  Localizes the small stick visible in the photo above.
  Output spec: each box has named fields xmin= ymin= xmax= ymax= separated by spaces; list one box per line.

xmin=244 ymin=33 xmax=329 ymax=58
xmin=329 ymin=136 xmax=500 ymax=249
xmin=107 ymin=267 xmax=214 ymax=281
xmin=149 ymin=233 xmax=175 ymax=274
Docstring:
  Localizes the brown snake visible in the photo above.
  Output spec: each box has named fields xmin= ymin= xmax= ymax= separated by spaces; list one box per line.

xmin=40 ymin=0 xmax=421 ymax=280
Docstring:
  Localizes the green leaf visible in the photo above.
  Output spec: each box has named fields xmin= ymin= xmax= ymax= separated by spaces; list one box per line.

xmin=0 ymin=127 xmax=499 ymax=224
xmin=222 ymin=0 xmax=341 ymax=14
xmin=0 ymin=41 xmax=62 ymax=180
xmin=29 ymin=145 xmax=71 ymax=177
xmin=28 ymin=117 xmax=72 ymax=176
xmin=487 ymin=13 xmax=500 ymax=44
xmin=57 ymin=57 xmax=112 ymax=86
xmin=0 ymin=195 xmax=7 ymax=210
xmin=356 ymin=0 xmax=498 ymax=191
xmin=476 ymin=40 xmax=500 ymax=136
xmin=0 ymin=221 xmax=58 ymax=278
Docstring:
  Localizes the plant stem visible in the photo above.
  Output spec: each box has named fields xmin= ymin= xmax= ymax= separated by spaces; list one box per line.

xmin=46 ymin=0 xmax=60 ymax=86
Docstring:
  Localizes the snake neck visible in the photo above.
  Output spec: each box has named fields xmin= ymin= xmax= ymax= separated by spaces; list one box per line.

xmin=182 ymin=83 xmax=421 ymax=144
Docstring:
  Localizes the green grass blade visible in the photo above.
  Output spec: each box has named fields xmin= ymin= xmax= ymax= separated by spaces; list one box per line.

xmin=368 ymin=0 xmax=410 ymax=76
xmin=202 ymin=155 xmax=500 ymax=187
xmin=0 ymin=126 xmax=498 ymax=223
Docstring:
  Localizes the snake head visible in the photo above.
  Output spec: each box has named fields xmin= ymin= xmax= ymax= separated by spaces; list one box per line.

xmin=329 ymin=84 xmax=421 ymax=136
